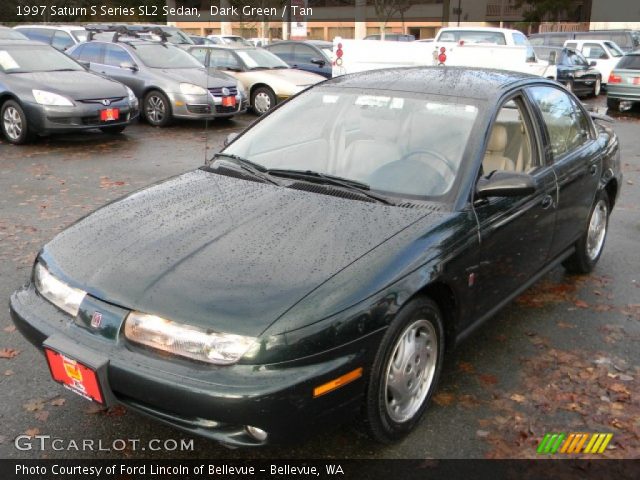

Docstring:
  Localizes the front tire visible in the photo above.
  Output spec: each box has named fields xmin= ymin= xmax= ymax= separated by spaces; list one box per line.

xmin=563 ymin=191 xmax=610 ymax=274
xmin=592 ymin=78 xmax=601 ymax=97
xmin=364 ymin=297 xmax=445 ymax=443
xmin=1 ymin=100 xmax=34 ymax=145
xmin=143 ymin=90 xmax=172 ymax=127
xmin=251 ymin=86 xmax=276 ymax=116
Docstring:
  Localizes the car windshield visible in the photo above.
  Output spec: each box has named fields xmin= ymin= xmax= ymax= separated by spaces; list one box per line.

xmin=71 ymin=30 xmax=88 ymax=43
xmin=0 ymin=45 xmax=83 ymax=73
xmin=134 ymin=44 xmax=203 ymax=68
xmin=0 ymin=29 xmax=27 ymax=40
xmin=438 ymin=30 xmax=506 ymax=45
xmin=223 ymin=88 xmax=479 ymax=199
xmin=236 ymin=49 xmax=289 ymax=69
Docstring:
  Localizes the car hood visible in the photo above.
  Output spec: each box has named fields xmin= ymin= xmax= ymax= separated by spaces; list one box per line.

xmin=152 ymin=67 xmax=236 ymax=89
xmin=41 ymin=170 xmax=431 ymax=337
xmin=12 ymin=71 xmax=126 ymax=100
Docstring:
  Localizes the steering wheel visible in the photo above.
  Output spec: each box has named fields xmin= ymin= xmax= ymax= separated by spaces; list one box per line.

xmin=399 ymin=149 xmax=456 ymax=179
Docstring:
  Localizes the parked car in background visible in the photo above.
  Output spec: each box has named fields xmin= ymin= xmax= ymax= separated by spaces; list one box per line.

xmin=0 ymin=40 xmax=138 ymax=144
xmin=13 ymin=25 xmax=88 ymax=51
xmin=563 ymin=39 xmax=625 ymax=88
xmin=126 ymin=24 xmax=194 ymax=48
xmin=606 ymin=51 xmax=640 ymax=110
xmin=0 ymin=26 xmax=27 ymax=40
xmin=67 ymin=31 xmax=246 ymax=127
xmin=530 ymin=29 xmax=640 ymax=52
xmin=248 ymin=37 xmax=271 ymax=47
xmin=10 ymin=67 xmax=621 ymax=447
xmin=548 ymin=47 xmax=602 ymax=96
xmin=363 ymin=33 xmax=415 ymax=41
xmin=265 ymin=40 xmax=333 ymax=78
xmin=207 ymin=35 xmax=252 ymax=46
xmin=189 ymin=35 xmax=214 ymax=45
xmin=186 ymin=45 xmax=324 ymax=115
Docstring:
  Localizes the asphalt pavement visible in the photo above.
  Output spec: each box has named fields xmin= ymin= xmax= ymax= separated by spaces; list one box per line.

xmin=0 ymin=96 xmax=638 ymax=459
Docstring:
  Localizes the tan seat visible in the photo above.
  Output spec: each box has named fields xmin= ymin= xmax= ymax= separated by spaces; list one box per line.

xmin=483 ymin=125 xmax=515 ymax=173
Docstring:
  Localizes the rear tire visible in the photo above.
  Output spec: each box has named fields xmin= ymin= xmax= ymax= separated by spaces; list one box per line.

xmin=592 ymin=78 xmax=601 ymax=97
xmin=1 ymin=100 xmax=35 ymax=145
xmin=606 ymin=97 xmax=620 ymax=112
xmin=364 ymin=297 xmax=445 ymax=444
xmin=100 ymin=125 xmax=126 ymax=134
xmin=143 ymin=90 xmax=172 ymax=127
xmin=563 ymin=191 xmax=610 ymax=274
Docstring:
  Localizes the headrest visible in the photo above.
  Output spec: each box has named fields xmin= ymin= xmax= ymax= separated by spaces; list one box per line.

xmin=487 ymin=125 xmax=507 ymax=152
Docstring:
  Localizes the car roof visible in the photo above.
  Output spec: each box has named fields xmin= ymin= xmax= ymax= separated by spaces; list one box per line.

xmin=14 ymin=24 xmax=85 ymax=30
xmin=0 ymin=39 xmax=50 ymax=47
xmin=324 ymin=67 xmax=541 ymax=100
xmin=270 ymin=40 xmax=331 ymax=47
xmin=438 ymin=26 xmax=519 ymax=34
xmin=190 ymin=44 xmax=252 ymax=50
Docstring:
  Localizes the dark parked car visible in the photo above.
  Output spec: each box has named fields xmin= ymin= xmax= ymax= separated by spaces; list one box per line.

xmin=0 ymin=40 xmax=138 ymax=144
xmin=606 ymin=51 xmax=640 ymax=110
xmin=547 ymin=47 xmax=602 ymax=96
xmin=11 ymin=68 xmax=621 ymax=446
xmin=364 ymin=33 xmax=415 ymax=41
xmin=264 ymin=40 xmax=333 ymax=78
xmin=67 ymin=31 xmax=246 ymax=126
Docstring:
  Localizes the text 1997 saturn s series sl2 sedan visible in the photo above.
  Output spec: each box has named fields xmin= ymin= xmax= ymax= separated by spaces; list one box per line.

xmin=10 ymin=67 xmax=621 ymax=447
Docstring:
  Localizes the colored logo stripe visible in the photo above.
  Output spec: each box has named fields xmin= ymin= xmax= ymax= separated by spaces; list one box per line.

xmin=538 ymin=433 xmax=613 ymax=454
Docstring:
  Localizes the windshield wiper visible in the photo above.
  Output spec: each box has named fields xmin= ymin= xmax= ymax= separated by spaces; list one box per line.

xmin=209 ymin=153 xmax=279 ymax=185
xmin=267 ymin=169 xmax=394 ymax=205
xmin=249 ymin=66 xmax=268 ymax=70
xmin=49 ymin=68 xmax=79 ymax=72
xmin=272 ymin=66 xmax=289 ymax=69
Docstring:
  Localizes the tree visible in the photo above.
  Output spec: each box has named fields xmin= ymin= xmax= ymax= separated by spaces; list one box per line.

xmin=514 ymin=0 xmax=578 ymax=23
xmin=372 ymin=0 xmax=412 ymax=40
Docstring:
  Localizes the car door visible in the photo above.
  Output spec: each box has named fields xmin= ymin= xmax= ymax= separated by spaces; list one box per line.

xmin=526 ymin=85 xmax=602 ymax=259
xmin=266 ymin=43 xmax=295 ymax=65
xmin=472 ymin=93 xmax=558 ymax=316
xmin=292 ymin=44 xmax=325 ymax=75
xmin=97 ymin=44 xmax=142 ymax=94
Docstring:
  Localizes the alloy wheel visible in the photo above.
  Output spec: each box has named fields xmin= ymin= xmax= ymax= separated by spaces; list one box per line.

xmin=146 ymin=95 xmax=166 ymax=124
xmin=384 ymin=319 xmax=438 ymax=423
xmin=3 ymin=106 xmax=23 ymax=141
xmin=586 ymin=199 xmax=608 ymax=261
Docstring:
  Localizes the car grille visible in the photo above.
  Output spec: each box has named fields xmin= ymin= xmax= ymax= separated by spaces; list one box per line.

xmin=214 ymin=105 xmax=238 ymax=114
xmin=208 ymin=86 xmax=238 ymax=97
xmin=77 ymin=97 xmax=125 ymax=104
xmin=81 ymin=112 xmax=130 ymax=126
xmin=187 ymin=104 xmax=211 ymax=114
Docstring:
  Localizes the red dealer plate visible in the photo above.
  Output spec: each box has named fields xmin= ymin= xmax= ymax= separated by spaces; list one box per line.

xmin=221 ymin=96 xmax=236 ymax=107
xmin=45 ymin=348 xmax=104 ymax=404
xmin=99 ymin=108 xmax=120 ymax=122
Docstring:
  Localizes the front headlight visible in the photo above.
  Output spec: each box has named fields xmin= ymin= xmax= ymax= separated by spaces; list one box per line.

xmin=179 ymin=83 xmax=207 ymax=95
xmin=124 ymin=312 xmax=256 ymax=365
xmin=34 ymin=263 xmax=86 ymax=316
xmin=125 ymin=86 xmax=137 ymax=104
xmin=32 ymin=90 xmax=73 ymax=106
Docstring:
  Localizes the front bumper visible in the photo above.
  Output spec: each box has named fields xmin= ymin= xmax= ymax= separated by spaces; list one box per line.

xmin=22 ymin=100 xmax=139 ymax=134
xmin=10 ymin=284 xmax=377 ymax=446
xmin=167 ymin=92 xmax=248 ymax=119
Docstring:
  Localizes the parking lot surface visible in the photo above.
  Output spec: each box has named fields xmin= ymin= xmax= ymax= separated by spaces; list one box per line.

xmin=1 ymin=96 xmax=639 ymax=459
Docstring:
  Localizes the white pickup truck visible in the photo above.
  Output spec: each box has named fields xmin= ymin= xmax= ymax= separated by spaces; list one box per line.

xmin=333 ymin=27 xmax=555 ymax=78
xmin=563 ymin=39 xmax=625 ymax=86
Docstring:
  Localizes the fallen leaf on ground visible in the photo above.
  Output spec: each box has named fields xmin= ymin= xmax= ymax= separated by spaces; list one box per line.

xmin=0 ymin=348 xmax=20 ymax=359
xmin=574 ymin=299 xmax=589 ymax=309
xmin=458 ymin=361 xmax=475 ymax=374
xmin=433 ymin=392 xmax=456 ymax=406
xmin=476 ymin=430 xmax=490 ymax=437
xmin=478 ymin=374 xmax=498 ymax=386
xmin=510 ymin=394 xmax=526 ymax=403
xmin=85 ymin=404 xmax=106 ymax=414
xmin=24 ymin=428 xmax=40 ymax=437
xmin=35 ymin=410 xmax=49 ymax=422
xmin=3 ymin=325 xmax=16 ymax=333
xmin=23 ymin=399 xmax=45 ymax=412
xmin=4 ymin=369 xmax=14 ymax=376
xmin=50 ymin=398 xmax=65 ymax=407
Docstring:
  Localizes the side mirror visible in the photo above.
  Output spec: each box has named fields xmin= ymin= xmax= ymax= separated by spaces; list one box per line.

xmin=476 ymin=171 xmax=536 ymax=199
xmin=120 ymin=62 xmax=138 ymax=72
xmin=310 ymin=57 xmax=326 ymax=66
xmin=589 ymin=60 xmax=597 ymax=66
xmin=224 ymin=132 xmax=239 ymax=146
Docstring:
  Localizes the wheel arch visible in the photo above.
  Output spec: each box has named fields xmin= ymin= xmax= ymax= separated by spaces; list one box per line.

xmin=604 ymin=177 xmax=618 ymax=209
xmin=414 ymin=281 xmax=457 ymax=352
xmin=250 ymin=83 xmax=274 ymax=99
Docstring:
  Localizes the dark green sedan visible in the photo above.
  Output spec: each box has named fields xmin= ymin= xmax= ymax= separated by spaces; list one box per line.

xmin=10 ymin=67 xmax=622 ymax=447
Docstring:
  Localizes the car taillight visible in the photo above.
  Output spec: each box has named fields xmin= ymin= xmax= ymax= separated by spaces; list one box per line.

xmin=608 ymin=73 xmax=622 ymax=83
xmin=438 ymin=47 xmax=446 ymax=64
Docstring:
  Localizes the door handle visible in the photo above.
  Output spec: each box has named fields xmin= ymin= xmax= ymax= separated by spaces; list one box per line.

xmin=541 ymin=194 xmax=554 ymax=209
xmin=589 ymin=164 xmax=598 ymax=176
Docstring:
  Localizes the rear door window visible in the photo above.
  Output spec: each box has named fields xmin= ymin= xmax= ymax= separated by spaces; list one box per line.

xmin=77 ymin=42 xmax=104 ymax=64
xmin=616 ymin=54 xmax=640 ymax=70
xmin=103 ymin=44 xmax=134 ymax=67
